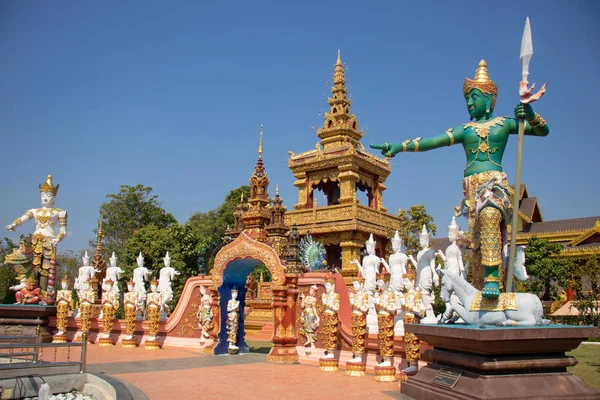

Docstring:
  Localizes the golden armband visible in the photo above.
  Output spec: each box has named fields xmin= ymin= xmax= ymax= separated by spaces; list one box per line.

xmin=59 ymin=216 xmax=67 ymax=227
xmin=412 ymin=137 xmax=423 ymax=152
xmin=527 ymin=113 xmax=546 ymax=128
xmin=11 ymin=218 xmax=22 ymax=227
xmin=25 ymin=211 xmax=34 ymax=219
xmin=402 ymin=140 xmax=410 ymax=152
xmin=445 ymin=128 xmax=455 ymax=146
xmin=57 ymin=231 xmax=66 ymax=240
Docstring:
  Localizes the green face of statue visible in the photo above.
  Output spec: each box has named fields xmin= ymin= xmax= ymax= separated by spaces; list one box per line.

xmin=465 ymin=89 xmax=492 ymax=120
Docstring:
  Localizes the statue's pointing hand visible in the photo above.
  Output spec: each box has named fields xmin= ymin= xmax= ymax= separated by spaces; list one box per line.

xmin=6 ymin=224 xmax=16 ymax=231
xmin=370 ymin=143 xmax=398 ymax=158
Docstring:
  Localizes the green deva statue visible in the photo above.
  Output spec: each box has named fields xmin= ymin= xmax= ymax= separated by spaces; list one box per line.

xmin=371 ymin=60 xmax=549 ymax=298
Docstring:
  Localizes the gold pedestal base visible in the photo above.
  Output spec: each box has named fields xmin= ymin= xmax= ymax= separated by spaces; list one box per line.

xmin=374 ymin=365 xmax=397 ymax=382
xmin=121 ymin=338 xmax=137 ymax=348
xmin=144 ymin=339 xmax=160 ymax=350
xmin=345 ymin=362 xmax=366 ymax=377
xmin=98 ymin=337 xmax=114 ymax=347
xmin=52 ymin=334 xmax=67 ymax=343
xmin=74 ymin=334 xmax=91 ymax=343
xmin=319 ymin=358 xmax=339 ymax=372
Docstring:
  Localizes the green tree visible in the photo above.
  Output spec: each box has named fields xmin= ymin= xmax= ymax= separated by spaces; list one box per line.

xmin=95 ymin=185 xmax=176 ymax=262
xmin=523 ymin=236 xmax=569 ymax=300
xmin=570 ymin=256 xmax=600 ymax=327
xmin=398 ymin=205 xmax=437 ymax=255
xmin=56 ymin=250 xmax=84 ymax=285
xmin=0 ymin=238 xmax=18 ymax=303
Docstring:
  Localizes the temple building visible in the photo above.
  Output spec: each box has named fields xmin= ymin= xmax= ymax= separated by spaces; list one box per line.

xmin=284 ymin=51 xmax=401 ymax=277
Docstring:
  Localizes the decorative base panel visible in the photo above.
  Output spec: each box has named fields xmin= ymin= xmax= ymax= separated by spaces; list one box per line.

xmin=267 ymin=346 xmax=300 ymax=364
xmin=319 ymin=358 xmax=339 ymax=372
xmin=121 ymin=338 xmax=137 ymax=348
xmin=74 ymin=334 xmax=91 ymax=343
xmin=144 ymin=339 xmax=160 ymax=350
xmin=345 ymin=362 xmax=366 ymax=377
xmin=52 ymin=334 xmax=67 ymax=343
xmin=98 ymin=337 xmax=114 ymax=347
xmin=374 ymin=365 xmax=397 ymax=382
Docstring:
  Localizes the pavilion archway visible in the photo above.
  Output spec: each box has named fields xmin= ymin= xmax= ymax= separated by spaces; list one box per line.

xmin=210 ymin=232 xmax=299 ymax=362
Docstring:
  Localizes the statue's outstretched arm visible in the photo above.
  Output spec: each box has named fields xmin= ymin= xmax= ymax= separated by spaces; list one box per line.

xmin=6 ymin=210 xmax=34 ymax=231
xmin=370 ymin=126 xmax=464 ymax=157
xmin=512 ymin=103 xmax=549 ymax=137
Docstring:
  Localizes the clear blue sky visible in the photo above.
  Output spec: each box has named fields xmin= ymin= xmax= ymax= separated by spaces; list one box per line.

xmin=1 ymin=1 xmax=598 ymax=253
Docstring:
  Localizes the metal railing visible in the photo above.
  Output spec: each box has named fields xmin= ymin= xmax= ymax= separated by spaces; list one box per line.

xmin=0 ymin=331 xmax=87 ymax=374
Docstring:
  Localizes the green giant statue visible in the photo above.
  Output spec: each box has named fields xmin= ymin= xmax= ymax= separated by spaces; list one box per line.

xmin=371 ymin=60 xmax=549 ymax=298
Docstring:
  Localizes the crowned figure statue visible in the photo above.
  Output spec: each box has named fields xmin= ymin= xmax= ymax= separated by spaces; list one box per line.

xmin=5 ymin=175 xmax=67 ymax=295
xmin=320 ymin=276 xmax=340 ymax=360
xmin=157 ymin=252 xmax=180 ymax=319
xmin=350 ymin=234 xmax=381 ymax=294
xmin=123 ymin=279 xmax=140 ymax=346
xmin=53 ymin=276 xmax=73 ymax=342
xmin=436 ymin=217 xmax=467 ymax=324
xmin=373 ymin=274 xmax=397 ymax=381
xmin=99 ymin=278 xmax=119 ymax=345
xmin=77 ymin=278 xmax=96 ymax=341
xmin=144 ymin=278 xmax=162 ymax=349
xmin=75 ymin=251 xmax=96 ymax=294
xmin=372 ymin=60 xmax=549 ymax=298
xmin=408 ymin=225 xmax=439 ymax=323
xmin=102 ymin=252 xmax=124 ymax=294
xmin=197 ymin=285 xmax=214 ymax=343
xmin=226 ymin=287 xmax=240 ymax=353
xmin=381 ymin=231 xmax=408 ymax=296
xmin=400 ymin=268 xmax=422 ymax=376
xmin=347 ymin=277 xmax=368 ymax=372
xmin=299 ymin=284 xmax=320 ymax=356
xmin=14 ymin=277 xmax=43 ymax=305
xmin=133 ymin=252 xmax=150 ymax=304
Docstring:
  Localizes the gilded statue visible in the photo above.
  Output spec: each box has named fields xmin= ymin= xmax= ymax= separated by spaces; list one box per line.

xmin=197 ymin=285 xmax=214 ymax=341
xmin=348 ymin=278 xmax=368 ymax=363
xmin=298 ymin=284 xmax=320 ymax=355
xmin=400 ymin=268 xmax=421 ymax=375
xmin=226 ymin=287 xmax=240 ymax=353
xmin=373 ymin=274 xmax=396 ymax=368
xmin=5 ymin=175 xmax=67 ymax=292
xmin=320 ymin=277 xmax=340 ymax=359
xmin=55 ymin=276 xmax=73 ymax=337
xmin=372 ymin=60 xmax=549 ymax=298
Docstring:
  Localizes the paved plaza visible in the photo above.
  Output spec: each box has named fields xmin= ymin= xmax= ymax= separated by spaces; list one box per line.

xmin=84 ymin=342 xmax=409 ymax=400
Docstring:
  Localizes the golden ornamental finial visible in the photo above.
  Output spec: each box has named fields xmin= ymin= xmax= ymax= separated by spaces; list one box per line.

xmin=474 ymin=59 xmax=490 ymax=82
xmin=337 ymin=49 xmax=342 ymax=65
xmin=39 ymin=175 xmax=59 ymax=196
xmin=258 ymin=124 xmax=264 ymax=159
xmin=276 ymin=185 xmax=279 ymax=196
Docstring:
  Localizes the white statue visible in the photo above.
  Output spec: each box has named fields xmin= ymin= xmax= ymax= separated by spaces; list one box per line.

xmin=226 ymin=287 xmax=240 ymax=352
xmin=408 ymin=225 xmax=439 ymax=324
xmin=157 ymin=252 xmax=180 ymax=319
xmin=299 ymin=285 xmax=320 ymax=354
xmin=436 ymin=217 xmax=466 ymax=324
xmin=321 ymin=278 xmax=340 ymax=359
xmin=197 ymin=285 xmax=214 ymax=340
xmin=100 ymin=279 xmax=119 ymax=339
xmin=133 ymin=252 xmax=151 ymax=303
xmin=351 ymin=234 xmax=381 ymax=293
xmin=75 ymin=251 xmax=96 ymax=292
xmin=373 ymin=276 xmax=397 ymax=367
xmin=145 ymin=279 xmax=162 ymax=341
xmin=101 ymin=252 xmax=124 ymax=293
xmin=124 ymin=280 xmax=141 ymax=338
xmin=381 ymin=230 xmax=409 ymax=295
xmin=5 ymin=175 xmax=67 ymax=291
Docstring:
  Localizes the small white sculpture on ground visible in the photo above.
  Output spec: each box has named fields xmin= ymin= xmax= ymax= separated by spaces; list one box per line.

xmin=145 ymin=279 xmax=162 ymax=341
xmin=373 ymin=275 xmax=396 ymax=367
xmin=408 ymin=225 xmax=439 ymax=324
xmin=321 ymin=277 xmax=340 ymax=359
xmin=75 ymin=252 xmax=96 ymax=293
xmin=226 ymin=287 xmax=240 ymax=352
xmin=299 ymin=284 xmax=320 ymax=355
xmin=348 ymin=278 xmax=368 ymax=363
xmin=436 ymin=217 xmax=466 ymax=324
xmin=197 ymin=285 xmax=214 ymax=341
xmin=158 ymin=252 xmax=180 ymax=319
xmin=133 ymin=252 xmax=151 ymax=307
xmin=102 ymin=252 xmax=124 ymax=293
xmin=100 ymin=279 xmax=119 ymax=340
xmin=123 ymin=279 xmax=140 ymax=340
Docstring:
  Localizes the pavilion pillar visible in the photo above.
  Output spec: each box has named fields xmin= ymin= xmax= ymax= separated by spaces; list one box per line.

xmin=267 ymin=278 xmax=298 ymax=363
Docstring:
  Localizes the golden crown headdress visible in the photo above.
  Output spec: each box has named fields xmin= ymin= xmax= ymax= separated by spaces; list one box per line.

xmin=60 ymin=275 xmax=70 ymax=284
xmin=324 ymin=275 xmax=336 ymax=285
xmin=39 ymin=175 xmax=59 ymax=196
xmin=104 ymin=278 xmax=114 ymax=286
xmin=150 ymin=277 xmax=158 ymax=286
xmin=463 ymin=59 xmax=498 ymax=111
xmin=127 ymin=278 xmax=135 ymax=287
xmin=26 ymin=277 xmax=38 ymax=286
xmin=403 ymin=268 xmax=417 ymax=281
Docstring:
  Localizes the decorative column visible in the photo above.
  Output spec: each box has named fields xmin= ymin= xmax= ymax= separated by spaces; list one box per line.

xmin=338 ymin=164 xmax=359 ymax=205
xmin=283 ymin=274 xmax=300 ymax=362
xmin=267 ymin=283 xmax=297 ymax=363
xmin=340 ymin=236 xmax=363 ymax=277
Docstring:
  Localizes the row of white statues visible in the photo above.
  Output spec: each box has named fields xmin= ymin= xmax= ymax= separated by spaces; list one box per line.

xmin=74 ymin=251 xmax=180 ymax=319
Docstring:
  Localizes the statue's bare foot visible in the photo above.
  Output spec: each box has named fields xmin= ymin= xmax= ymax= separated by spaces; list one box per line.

xmin=402 ymin=364 xmax=418 ymax=375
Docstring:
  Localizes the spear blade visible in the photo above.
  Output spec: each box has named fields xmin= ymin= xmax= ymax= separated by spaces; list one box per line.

xmin=520 ymin=17 xmax=533 ymax=81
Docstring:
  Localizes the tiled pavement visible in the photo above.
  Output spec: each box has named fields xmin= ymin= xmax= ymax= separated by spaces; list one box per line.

xmin=84 ymin=344 xmax=412 ymax=400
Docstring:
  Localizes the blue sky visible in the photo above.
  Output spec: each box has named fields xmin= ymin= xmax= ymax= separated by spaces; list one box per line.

xmin=1 ymin=1 xmax=598 ymax=253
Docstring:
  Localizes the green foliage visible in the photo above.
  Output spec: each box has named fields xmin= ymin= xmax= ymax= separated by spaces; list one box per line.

xmin=249 ymin=264 xmax=272 ymax=283
xmin=523 ymin=236 xmax=569 ymax=300
xmin=95 ymin=184 xmax=176 ymax=262
xmin=0 ymin=238 xmax=18 ymax=303
xmin=398 ymin=205 xmax=437 ymax=256
xmin=56 ymin=250 xmax=83 ymax=285
xmin=570 ymin=255 xmax=600 ymax=327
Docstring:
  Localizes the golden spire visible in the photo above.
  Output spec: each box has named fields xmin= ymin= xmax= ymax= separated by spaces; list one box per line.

xmin=474 ymin=59 xmax=491 ymax=82
xmin=258 ymin=124 xmax=264 ymax=160
xmin=333 ymin=49 xmax=345 ymax=86
xmin=92 ymin=219 xmax=105 ymax=270
xmin=336 ymin=49 xmax=342 ymax=65
xmin=276 ymin=185 xmax=279 ymax=196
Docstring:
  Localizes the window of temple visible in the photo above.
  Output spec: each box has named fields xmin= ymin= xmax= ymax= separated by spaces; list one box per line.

xmin=313 ymin=179 xmax=340 ymax=206
xmin=355 ymin=182 xmax=375 ymax=208
xmin=333 ymin=108 xmax=337 ymax=114
xmin=328 ymin=120 xmax=333 ymax=128
xmin=353 ymin=121 xmax=357 ymax=129
xmin=325 ymin=244 xmax=342 ymax=270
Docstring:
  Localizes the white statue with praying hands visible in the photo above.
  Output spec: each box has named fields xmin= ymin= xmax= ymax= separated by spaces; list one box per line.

xmin=350 ymin=234 xmax=383 ymax=334
xmin=101 ymin=252 xmax=124 ymax=293
xmin=408 ymin=225 xmax=439 ymax=324
xmin=133 ymin=252 xmax=151 ymax=306
xmin=75 ymin=251 xmax=96 ymax=293
xmin=436 ymin=217 xmax=467 ymax=324
xmin=157 ymin=251 xmax=180 ymax=319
